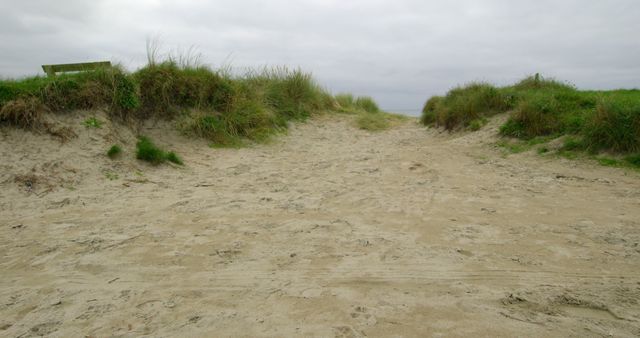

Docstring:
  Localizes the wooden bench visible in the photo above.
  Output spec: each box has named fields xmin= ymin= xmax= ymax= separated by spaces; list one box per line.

xmin=41 ymin=61 xmax=112 ymax=77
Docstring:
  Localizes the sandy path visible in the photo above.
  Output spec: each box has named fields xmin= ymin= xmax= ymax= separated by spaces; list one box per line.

xmin=1 ymin=114 xmax=640 ymax=337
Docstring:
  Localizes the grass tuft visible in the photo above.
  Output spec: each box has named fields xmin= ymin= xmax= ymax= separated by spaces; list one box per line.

xmin=335 ymin=93 xmax=355 ymax=112
xmin=84 ymin=117 xmax=102 ymax=129
xmin=107 ymin=144 xmax=122 ymax=159
xmin=0 ymin=97 xmax=47 ymax=129
xmin=166 ymin=151 xmax=183 ymax=165
xmin=136 ymin=136 xmax=166 ymax=164
xmin=625 ymin=154 xmax=640 ymax=167
xmin=469 ymin=118 xmax=488 ymax=131
xmin=136 ymin=136 xmax=183 ymax=165
xmin=354 ymin=96 xmax=380 ymax=113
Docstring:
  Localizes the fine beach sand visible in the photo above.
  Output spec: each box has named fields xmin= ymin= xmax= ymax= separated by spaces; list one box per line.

xmin=1 ymin=112 xmax=639 ymax=337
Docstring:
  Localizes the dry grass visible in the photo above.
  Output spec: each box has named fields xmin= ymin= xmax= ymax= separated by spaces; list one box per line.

xmin=0 ymin=97 xmax=47 ymax=129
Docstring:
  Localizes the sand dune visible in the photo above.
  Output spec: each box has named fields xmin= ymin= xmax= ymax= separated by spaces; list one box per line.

xmin=1 ymin=112 xmax=639 ymax=337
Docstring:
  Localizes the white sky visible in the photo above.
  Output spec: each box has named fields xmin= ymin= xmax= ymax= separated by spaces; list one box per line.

xmin=1 ymin=0 xmax=639 ymax=114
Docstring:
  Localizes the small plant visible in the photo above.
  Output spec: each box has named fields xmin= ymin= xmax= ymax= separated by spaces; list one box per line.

xmin=562 ymin=137 xmax=584 ymax=151
xmin=537 ymin=146 xmax=550 ymax=154
xmin=136 ymin=136 xmax=167 ymax=164
xmin=497 ymin=140 xmax=527 ymax=154
xmin=0 ymin=97 xmax=46 ymax=129
xmin=597 ymin=157 xmax=623 ymax=167
xmin=166 ymin=151 xmax=183 ymax=165
xmin=335 ymin=93 xmax=355 ymax=111
xmin=83 ymin=117 xmax=102 ymax=128
xmin=107 ymin=144 xmax=122 ymax=158
xmin=625 ymin=154 xmax=640 ymax=167
xmin=136 ymin=136 xmax=184 ymax=165
xmin=468 ymin=118 xmax=487 ymax=131
xmin=104 ymin=171 xmax=119 ymax=180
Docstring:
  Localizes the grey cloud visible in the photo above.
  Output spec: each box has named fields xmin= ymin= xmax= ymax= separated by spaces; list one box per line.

xmin=1 ymin=0 xmax=639 ymax=114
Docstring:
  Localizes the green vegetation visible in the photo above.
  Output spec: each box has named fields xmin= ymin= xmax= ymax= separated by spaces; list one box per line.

xmin=537 ymin=146 xmax=550 ymax=154
xmin=496 ymin=136 xmax=553 ymax=154
xmin=104 ymin=171 xmax=119 ymax=180
xmin=336 ymin=94 xmax=378 ymax=114
xmin=84 ymin=117 xmax=102 ymax=128
xmin=1 ymin=53 xmax=373 ymax=146
xmin=421 ymin=83 xmax=508 ymax=130
xmin=626 ymin=153 xmax=640 ymax=166
xmin=0 ymin=97 xmax=47 ymax=129
xmin=166 ymin=151 xmax=184 ymax=165
xmin=136 ymin=136 xmax=183 ymax=165
xmin=421 ymin=74 xmax=640 ymax=168
xmin=107 ymin=144 xmax=122 ymax=158
xmin=469 ymin=117 xmax=488 ymax=131
xmin=0 ymin=66 xmax=139 ymax=120
xmin=334 ymin=93 xmax=403 ymax=131
xmin=175 ymin=66 xmax=334 ymax=145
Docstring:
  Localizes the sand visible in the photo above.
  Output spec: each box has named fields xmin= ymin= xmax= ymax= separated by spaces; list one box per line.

xmin=1 ymin=111 xmax=639 ymax=337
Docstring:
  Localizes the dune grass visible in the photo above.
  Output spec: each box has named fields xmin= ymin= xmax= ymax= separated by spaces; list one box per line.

xmin=333 ymin=93 xmax=403 ymax=131
xmin=0 ymin=48 xmax=392 ymax=149
xmin=421 ymin=74 xmax=640 ymax=167
xmin=136 ymin=136 xmax=183 ymax=165
xmin=84 ymin=117 xmax=102 ymax=129
xmin=335 ymin=94 xmax=380 ymax=114
xmin=107 ymin=144 xmax=122 ymax=159
xmin=0 ymin=52 xmax=362 ymax=145
xmin=420 ymin=83 xmax=508 ymax=130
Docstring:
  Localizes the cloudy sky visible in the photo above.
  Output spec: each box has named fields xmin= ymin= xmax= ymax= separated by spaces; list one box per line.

xmin=1 ymin=0 xmax=639 ymax=114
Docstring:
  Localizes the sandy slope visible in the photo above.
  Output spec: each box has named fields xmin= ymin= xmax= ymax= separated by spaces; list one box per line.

xmin=1 ymin=112 xmax=640 ymax=337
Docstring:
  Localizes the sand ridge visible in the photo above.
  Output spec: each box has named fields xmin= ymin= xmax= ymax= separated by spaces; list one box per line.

xmin=1 ymin=113 xmax=639 ymax=337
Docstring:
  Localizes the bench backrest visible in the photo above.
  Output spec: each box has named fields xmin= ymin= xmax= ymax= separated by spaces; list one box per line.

xmin=41 ymin=61 xmax=112 ymax=77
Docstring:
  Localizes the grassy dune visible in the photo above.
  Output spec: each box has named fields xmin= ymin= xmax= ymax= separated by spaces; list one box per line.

xmin=421 ymin=75 xmax=640 ymax=168
xmin=0 ymin=59 xmax=396 ymax=155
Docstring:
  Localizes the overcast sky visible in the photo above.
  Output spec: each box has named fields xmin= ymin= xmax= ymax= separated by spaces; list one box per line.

xmin=1 ymin=0 xmax=639 ymax=114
